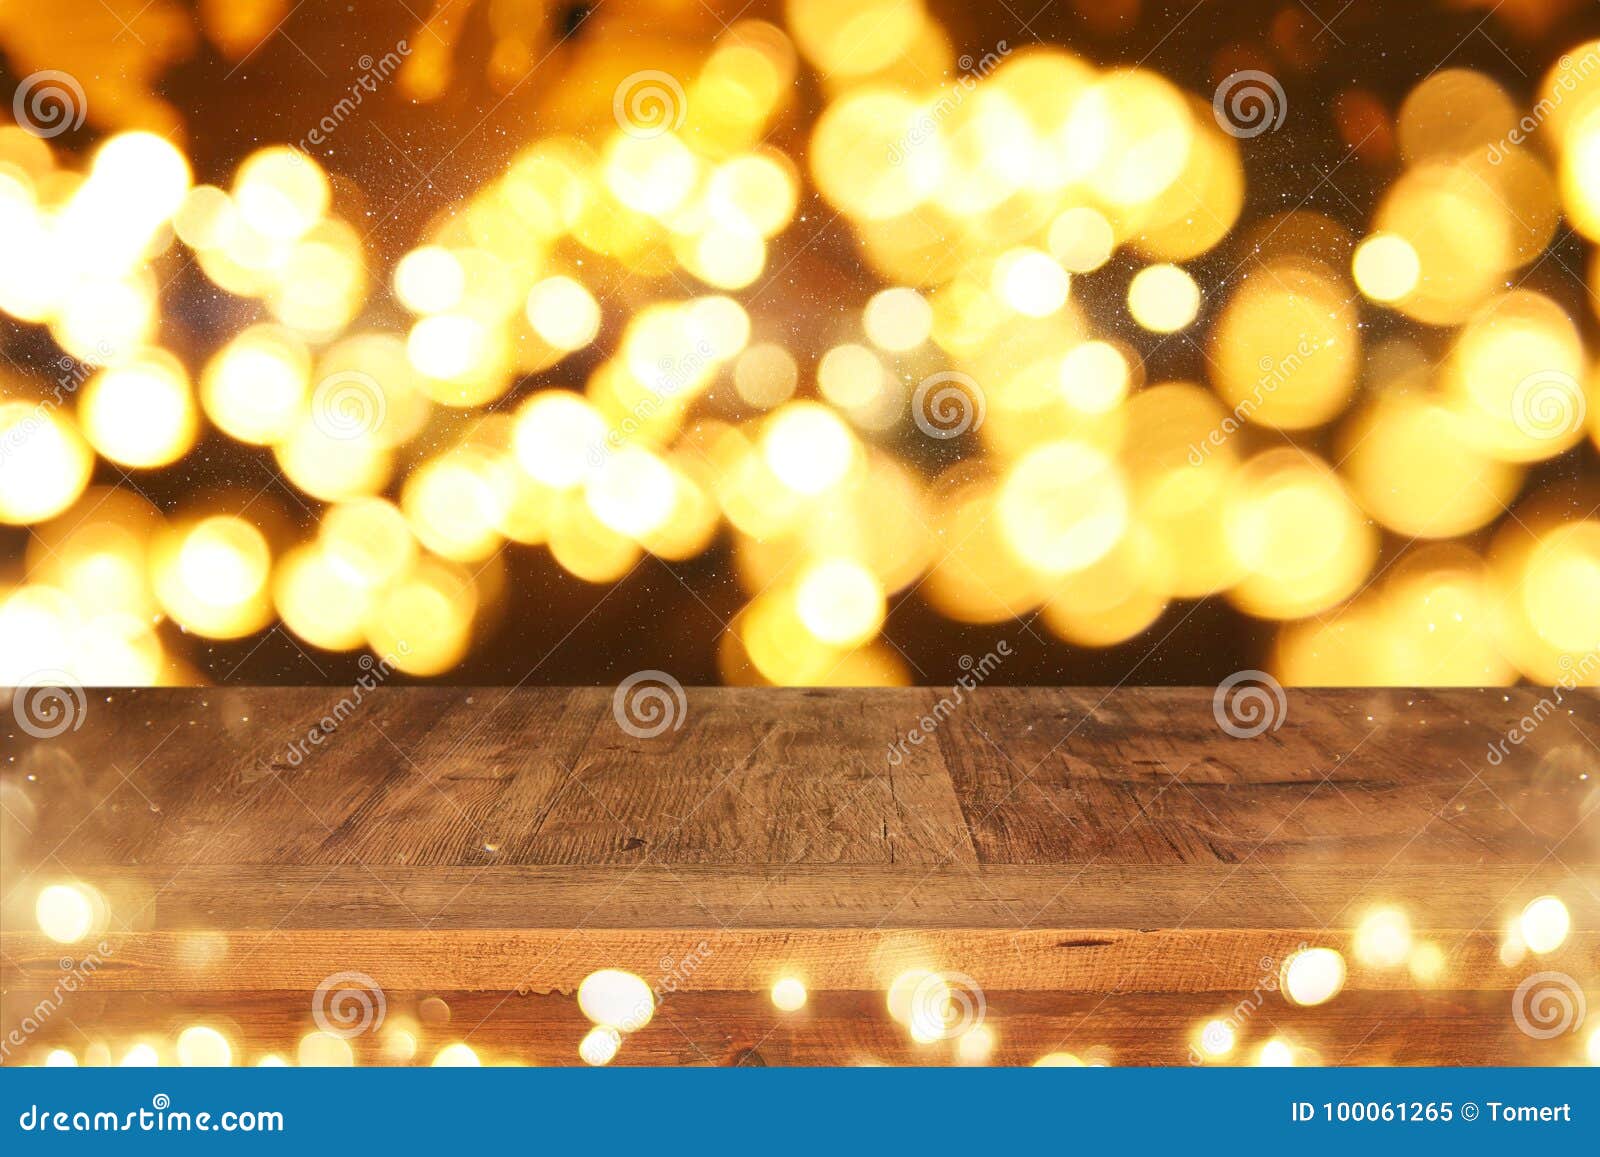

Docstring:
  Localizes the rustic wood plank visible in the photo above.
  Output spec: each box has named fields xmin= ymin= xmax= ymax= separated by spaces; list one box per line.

xmin=3 ymin=687 xmax=1596 ymax=1066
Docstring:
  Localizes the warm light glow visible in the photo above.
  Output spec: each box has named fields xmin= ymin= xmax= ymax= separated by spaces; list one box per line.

xmin=35 ymin=883 xmax=95 ymax=944
xmin=1354 ymin=907 xmax=1413 ymax=968
xmin=579 ymin=1025 xmax=622 ymax=1066
xmin=176 ymin=1025 xmax=233 ymax=1067
xmin=578 ymin=969 xmax=654 ymax=1032
xmin=432 ymin=1042 xmax=481 ymax=1067
xmin=1520 ymin=895 xmax=1571 ymax=955
xmin=1352 ymin=233 xmax=1420 ymax=303
xmin=771 ymin=976 xmax=808 ymax=1012
xmin=1127 ymin=264 xmax=1199 ymax=332
xmin=1281 ymin=947 xmax=1346 ymax=1007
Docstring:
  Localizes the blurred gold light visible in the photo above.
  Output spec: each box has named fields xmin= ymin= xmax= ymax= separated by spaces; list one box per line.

xmin=1127 ymin=264 xmax=1199 ymax=333
xmin=995 ymin=248 xmax=1070 ymax=317
xmin=1048 ymin=206 xmax=1115 ymax=273
xmin=233 ymin=147 xmax=329 ymax=241
xmin=364 ymin=557 xmax=476 ymax=675
xmin=771 ymin=976 xmax=808 ymax=1012
xmin=793 ymin=557 xmax=885 ymax=648
xmin=0 ymin=405 xmax=93 ymax=525
xmin=863 ymin=287 xmax=932 ymax=352
xmin=201 ymin=325 xmax=311 ymax=445
xmin=297 ymin=1031 xmax=354 ymax=1066
xmin=1519 ymin=895 xmax=1571 ymax=955
xmin=1225 ymin=450 xmax=1376 ymax=619
xmin=577 ymin=969 xmax=654 ymax=1031
xmin=578 ymin=1025 xmax=622 ymax=1066
xmin=525 ymin=276 xmax=601 ymax=352
xmin=152 ymin=516 xmax=274 ymax=640
xmin=513 ymin=390 xmax=608 ymax=489
xmin=432 ymin=1043 xmax=481 ymax=1067
xmin=1281 ymin=947 xmax=1346 ymax=1007
xmin=1354 ymin=907 xmax=1413 ymax=968
xmin=36 ymin=883 xmax=95 ymax=943
xmin=1352 ymin=233 xmax=1420 ymax=303
xmin=998 ymin=440 xmax=1128 ymax=575
xmin=393 ymin=246 xmax=465 ymax=314
xmin=80 ymin=351 xmax=197 ymax=469
xmin=176 ymin=1025 xmax=233 ymax=1067
xmin=762 ymin=402 xmax=856 ymax=496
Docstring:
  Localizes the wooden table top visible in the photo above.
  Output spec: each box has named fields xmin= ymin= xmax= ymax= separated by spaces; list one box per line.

xmin=3 ymin=686 xmax=1597 ymax=1065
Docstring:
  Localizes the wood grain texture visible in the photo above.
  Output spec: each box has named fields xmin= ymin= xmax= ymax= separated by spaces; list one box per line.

xmin=3 ymin=687 xmax=1597 ymax=1065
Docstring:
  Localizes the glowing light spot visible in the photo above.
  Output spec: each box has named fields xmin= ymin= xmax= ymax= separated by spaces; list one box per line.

xmin=734 ymin=343 xmax=798 ymax=409
xmin=256 ymin=1055 xmax=288 ymax=1067
xmin=1354 ymin=907 xmax=1413 ymax=968
xmin=525 ymin=276 xmax=601 ymax=352
xmin=44 ymin=1049 xmax=78 ymax=1067
xmin=771 ymin=976 xmax=808 ymax=1012
xmin=762 ymin=403 xmax=856 ymax=496
xmin=1058 ymin=341 xmax=1131 ymax=414
xmin=1281 ymin=947 xmax=1346 ymax=1007
xmin=579 ymin=1025 xmax=622 ymax=1066
xmin=1048 ymin=207 xmax=1115 ymax=272
xmin=431 ymin=1042 xmax=480 ymax=1067
xmin=818 ymin=343 xmax=887 ymax=409
xmin=794 ymin=557 xmax=885 ymax=648
xmin=176 ymin=1025 xmax=233 ymax=1067
xmin=1255 ymin=1038 xmax=1296 ymax=1067
xmin=36 ymin=884 xmax=94 ymax=944
xmin=1352 ymin=233 xmax=1420 ymax=303
xmin=296 ymin=1032 xmax=353 ymax=1067
xmin=1127 ymin=263 xmax=1200 ymax=333
xmin=863 ymin=287 xmax=932 ymax=351
xmin=1408 ymin=942 xmax=1447 ymax=985
xmin=80 ymin=352 xmax=197 ymax=469
xmin=995 ymin=248 xmax=1070 ymax=317
xmin=0 ymin=406 xmax=92 ymax=525
xmin=998 ymin=441 xmax=1128 ymax=575
xmin=393 ymin=246 xmax=465 ymax=314
xmin=577 ymin=969 xmax=654 ymax=1032
xmin=407 ymin=314 xmax=488 ymax=381
xmin=1519 ymin=895 xmax=1570 ymax=955
xmin=955 ymin=1024 xmax=996 ymax=1065
xmin=513 ymin=391 xmax=609 ymax=489
xmin=1196 ymin=1018 xmax=1236 ymax=1058
xmin=233 ymin=147 xmax=329 ymax=240
xmin=1033 ymin=1052 xmax=1085 ymax=1067
xmin=120 ymin=1044 xmax=161 ymax=1067
xmin=585 ymin=446 xmax=677 ymax=539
